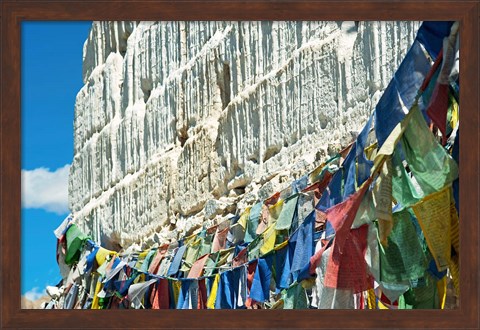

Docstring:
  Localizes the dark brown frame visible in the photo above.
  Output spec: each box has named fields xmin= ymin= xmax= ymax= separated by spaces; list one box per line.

xmin=1 ymin=1 xmax=479 ymax=329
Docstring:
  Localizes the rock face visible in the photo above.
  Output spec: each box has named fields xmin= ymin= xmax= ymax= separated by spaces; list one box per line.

xmin=69 ymin=21 xmax=421 ymax=249
xmin=21 ymin=295 xmax=50 ymax=309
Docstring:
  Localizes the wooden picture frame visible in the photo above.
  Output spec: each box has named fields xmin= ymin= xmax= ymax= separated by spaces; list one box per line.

xmin=1 ymin=1 xmax=478 ymax=329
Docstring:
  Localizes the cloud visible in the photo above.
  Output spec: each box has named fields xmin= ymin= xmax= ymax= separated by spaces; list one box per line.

xmin=23 ymin=287 xmax=46 ymax=301
xmin=22 ymin=164 xmax=70 ymax=215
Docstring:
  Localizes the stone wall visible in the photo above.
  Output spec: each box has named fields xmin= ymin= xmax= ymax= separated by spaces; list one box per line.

xmin=69 ymin=21 xmax=421 ymax=249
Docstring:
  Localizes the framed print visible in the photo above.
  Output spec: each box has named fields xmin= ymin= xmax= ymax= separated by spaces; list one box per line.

xmin=1 ymin=1 xmax=479 ymax=329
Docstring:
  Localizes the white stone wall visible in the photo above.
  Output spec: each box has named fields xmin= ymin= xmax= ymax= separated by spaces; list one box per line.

xmin=69 ymin=21 xmax=421 ymax=249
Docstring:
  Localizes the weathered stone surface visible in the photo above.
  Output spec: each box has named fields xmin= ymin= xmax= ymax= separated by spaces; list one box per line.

xmin=69 ymin=21 xmax=421 ymax=248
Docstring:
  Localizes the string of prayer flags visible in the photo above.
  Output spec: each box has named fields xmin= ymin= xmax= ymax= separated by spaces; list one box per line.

xmin=49 ymin=21 xmax=460 ymax=310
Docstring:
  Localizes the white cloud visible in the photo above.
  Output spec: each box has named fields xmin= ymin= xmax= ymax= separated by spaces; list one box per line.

xmin=22 ymin=164 xmax=70 ymax=215
xmin=24 ymin=287 xmax=46 ymax=301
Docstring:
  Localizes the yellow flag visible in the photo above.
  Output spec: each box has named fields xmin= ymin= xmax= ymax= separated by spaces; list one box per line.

xmin=450 ymin=202 xmax=459 ymax=254
xmin=134 ymin=250 xmax=150 ymax=269
xmin=449 ymin=94 xmax=459 ymax=129
xmin=364 ymin=142 xmax=378 ymax=161
xmin=377 ymin=299 xmax=389 ymax=309
xmin=138 ymin=250 xmax=149 ymax=259
xmin=372 ymin=105 xmax=417 ymax=175
xmin=274 ymin=239 xmax=289 ymax=250
xmin=135 ymin=273 xmax=146 ymax=284
xmin=238 ymin=207 xmax=251 ymax=229
xmin=90 ymin=277 xmax=103 ymax=309
xmin=367 ymin=289 xmax=377 ymax=309
xmin=437 ymin=276 xmax=447 ymax=309
xmin=268 ymin=199 xmax=284 ymax=225
xmin=206 ymin=274 xmax=221 ymax=309
xmin=260 ymin=224 xmax=276 ymax=255
xmin=95 ymin=247 xmax=116 ymax=266
xmin=412 ymin=186 xmax=452 ymax=271
xmin=171 ymin=279 xmax=181 ymax=307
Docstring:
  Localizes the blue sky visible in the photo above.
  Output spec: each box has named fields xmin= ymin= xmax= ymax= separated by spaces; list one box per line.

xmin=21 ymin=21 xmax=92 ymax=300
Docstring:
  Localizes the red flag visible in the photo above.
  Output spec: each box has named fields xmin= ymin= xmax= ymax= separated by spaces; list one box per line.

xmin=187 ymin=253 xmax=210 ymax=278
xmin=324 ymin=224 xmax=374 ymax=293
xmin=427 ymin=83 xmax=450 ymax=143
xmin=326 ymin=177 xmax=372 ymax=260
xmin=150 ymin=278 xmax=170 ymax=309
